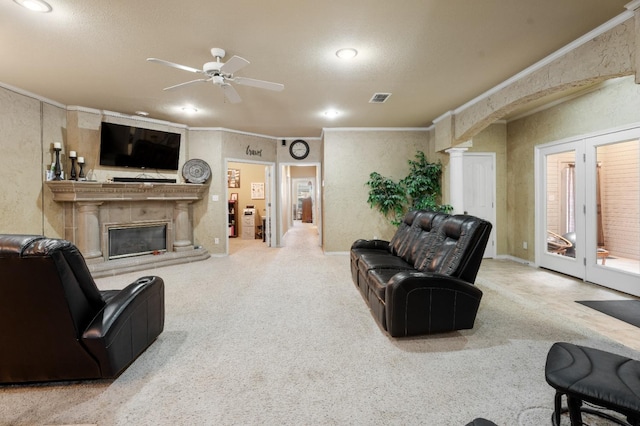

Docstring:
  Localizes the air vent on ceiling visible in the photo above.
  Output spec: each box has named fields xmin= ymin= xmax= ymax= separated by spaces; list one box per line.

xmin=369 ymin=93 xmax=391 ymax=103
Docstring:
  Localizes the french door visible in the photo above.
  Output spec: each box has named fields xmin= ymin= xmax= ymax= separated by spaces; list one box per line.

xmin=536 ymin=126 xmax=640 ymax=296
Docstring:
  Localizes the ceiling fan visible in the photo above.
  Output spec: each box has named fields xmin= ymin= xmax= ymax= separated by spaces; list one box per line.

xmin=147 ymin=48 xmax=284 ymax=103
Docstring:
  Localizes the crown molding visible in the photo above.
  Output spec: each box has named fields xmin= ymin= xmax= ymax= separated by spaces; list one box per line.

xmin=0 ymin=81 xmax=66 ymax=108
xmin=626 ymin=0 xmax=640 ymax=11
xmin=322 ymin=127 xmax=430 ymax=132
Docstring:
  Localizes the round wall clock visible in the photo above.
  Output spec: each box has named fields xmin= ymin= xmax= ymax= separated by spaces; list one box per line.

xmin=289 ymin=139 xmax=310 ymax=160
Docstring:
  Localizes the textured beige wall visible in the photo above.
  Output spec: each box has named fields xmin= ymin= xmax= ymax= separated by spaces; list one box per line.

xmin=507 ymin=76 xmax=640 ymax=261
xmin=322 ymin=129 xmax=430 ymax=252
xmin=188 ymin=129 xmax=223 ymax=253
xmin=0 ymin=86 xmax=66 ymax=236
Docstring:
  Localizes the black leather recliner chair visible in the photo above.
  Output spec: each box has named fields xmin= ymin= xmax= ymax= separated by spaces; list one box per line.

xmin=0 ymin=234 xmax=165 ymax=384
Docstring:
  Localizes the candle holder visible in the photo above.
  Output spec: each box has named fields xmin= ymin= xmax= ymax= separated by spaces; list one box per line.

xmin=69 ymin=156 xmax=77 ymax=180
xmin=78 ymin=158 xmax=86 ymax=180
xmin=53 ymin=147 xmax=62 ymax=181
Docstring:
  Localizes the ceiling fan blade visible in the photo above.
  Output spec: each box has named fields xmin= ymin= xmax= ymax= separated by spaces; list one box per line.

xmin=220 ymin=55 xmax=250 ymax=75
xmin=163 ymin=78 xmax=210 ymax=91
xmin=221 ymin=83 xmax=242 ymax=103
xmin=234 ymin=77 xmax=284 ymax=91
xmin=147 ymin=58 xmax=203 ymax=74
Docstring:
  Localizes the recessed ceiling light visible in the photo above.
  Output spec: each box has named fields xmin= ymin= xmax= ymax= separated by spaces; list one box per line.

xmin=13 ymin=0 xmax=52 ymax=12
xmin=324 ymin=109 xmax=340 ymax=118
xmin=336 ymin=48 xmax=358 ymax=59
xmin=135 ymin=111 xmax=149 ymax=116
xmin=182 ymin=106 xmax=198 ymax=113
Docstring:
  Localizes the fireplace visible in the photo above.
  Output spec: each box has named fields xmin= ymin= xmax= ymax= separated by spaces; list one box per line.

xmin=108 ymin=223 xmax=168 ymax=259
xmin=46 ymin=181 xmax=210 ymax=277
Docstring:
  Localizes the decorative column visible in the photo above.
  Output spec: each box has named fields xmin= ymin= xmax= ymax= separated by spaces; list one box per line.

xmin=76 ymin=201 xmax=103 ymax=259
xmin=445 ymin=147 xmax=468 ymax=214
xmin=173 ymin=201 xmax=194 ymax=252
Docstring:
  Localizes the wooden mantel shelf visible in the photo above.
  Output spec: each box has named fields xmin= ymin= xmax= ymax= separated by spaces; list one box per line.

xmin=46 ymin=181 xmax=208 ymax=202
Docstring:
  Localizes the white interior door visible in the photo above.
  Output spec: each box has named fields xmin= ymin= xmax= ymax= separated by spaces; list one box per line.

xmin=463 ymin=153 xmax=496 ymax=258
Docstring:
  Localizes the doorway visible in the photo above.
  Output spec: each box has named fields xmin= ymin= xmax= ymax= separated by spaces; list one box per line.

xmin=536 ymin=126 xmax=640 ymax=296
xmin=280 ymin=164 xmax=321 ymax=246
xmin=226 ymin=160 xmax=276 ymax=253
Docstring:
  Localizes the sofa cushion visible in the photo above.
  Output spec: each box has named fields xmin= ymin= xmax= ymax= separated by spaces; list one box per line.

xmin=357 ymin=252 xmax=413 ymax=277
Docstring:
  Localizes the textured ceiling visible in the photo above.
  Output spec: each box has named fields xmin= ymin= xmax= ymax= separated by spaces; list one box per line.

xmin=0 ymin=0 xmax=630 ymax=138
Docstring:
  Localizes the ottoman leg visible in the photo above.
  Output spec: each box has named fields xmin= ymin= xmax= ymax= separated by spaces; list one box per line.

xmin=567 ymin=396 xmax=583 ymax=426
xmin=552 ymin=392 xmax=563 ymax=426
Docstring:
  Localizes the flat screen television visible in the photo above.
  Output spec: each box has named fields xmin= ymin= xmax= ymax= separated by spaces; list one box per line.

xmin=99 ymin=122 xmax=181 ymax=171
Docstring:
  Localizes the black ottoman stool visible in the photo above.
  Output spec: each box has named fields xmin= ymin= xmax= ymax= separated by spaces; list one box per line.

xmin=545 ymin=342 xmax=640 ymax=426
xmin=465 ymin=418 xmax=498 ymax=426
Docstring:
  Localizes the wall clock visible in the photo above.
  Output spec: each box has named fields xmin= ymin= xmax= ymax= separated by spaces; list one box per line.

xmin=289 ymin=139 xmax=310 ymax=160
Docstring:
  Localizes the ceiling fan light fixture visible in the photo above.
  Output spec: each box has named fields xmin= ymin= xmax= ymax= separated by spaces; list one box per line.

xmin=13 ymin=0 xmax=52 ymax=12
xmin=336 ymin=48 xmax=358 ymax=59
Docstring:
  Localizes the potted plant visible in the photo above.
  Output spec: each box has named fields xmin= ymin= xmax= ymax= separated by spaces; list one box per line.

xmin=366 ymin=151 xmax=452 ymax=225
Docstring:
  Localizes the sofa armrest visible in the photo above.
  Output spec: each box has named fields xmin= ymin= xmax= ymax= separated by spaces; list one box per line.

xmin=82 ymin=276 xmax=165 ymax=377
xmin=351 ymin=239 xmax=390 ymax=251
xmin=385 ymin=271 xmax=482 ymax=337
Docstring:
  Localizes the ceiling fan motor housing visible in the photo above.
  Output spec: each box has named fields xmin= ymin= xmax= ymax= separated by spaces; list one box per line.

xmin=203 ymin=61 xmax=223 ymax=76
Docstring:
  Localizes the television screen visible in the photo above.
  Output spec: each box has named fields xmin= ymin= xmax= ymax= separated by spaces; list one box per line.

xmin=99 ymin=122 xmax=181 ymax=171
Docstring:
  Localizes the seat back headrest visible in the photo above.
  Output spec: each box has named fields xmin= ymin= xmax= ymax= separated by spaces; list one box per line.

xmin=422 ymin=215 xmax=492 ymax=282
xmin=0 ymin=234 xmax=46 ymax=257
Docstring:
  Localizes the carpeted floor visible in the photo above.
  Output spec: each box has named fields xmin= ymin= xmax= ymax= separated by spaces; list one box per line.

xmin=0 ymin=223 xmax=637 ymax=425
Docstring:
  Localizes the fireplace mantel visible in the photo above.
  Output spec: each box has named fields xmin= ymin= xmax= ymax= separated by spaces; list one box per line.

xmin=46 ymin=181 xmax=210 ymax=277
xmin=46 ymin=181 xmax=208 ymax=202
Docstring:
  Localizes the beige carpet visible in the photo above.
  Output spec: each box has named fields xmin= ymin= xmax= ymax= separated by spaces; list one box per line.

xmin=1 ymin=223 xmax=637 ymax=425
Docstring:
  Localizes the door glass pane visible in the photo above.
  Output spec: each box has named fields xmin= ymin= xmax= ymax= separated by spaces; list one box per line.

xmin=546 ymin=151 xmax=576 ymax=257
xmin=595 ymin=139 xmax=640 ymax=275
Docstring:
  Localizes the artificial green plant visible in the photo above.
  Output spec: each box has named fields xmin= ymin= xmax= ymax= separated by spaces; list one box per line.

xmin=366 ymin=151 xmax=452 ymax=226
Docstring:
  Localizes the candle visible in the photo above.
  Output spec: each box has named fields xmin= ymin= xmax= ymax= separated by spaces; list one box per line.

xmin=53 ymin=142 xmax=61 ymax=150
xmin=69 ymin=151 xmax=77 ymax=158
xmin=77 ymin=157 xmax=85 ymax=163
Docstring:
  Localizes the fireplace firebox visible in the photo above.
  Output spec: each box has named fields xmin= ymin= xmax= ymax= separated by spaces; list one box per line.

xmin=108 ymin=223 xmax=168 ymax=259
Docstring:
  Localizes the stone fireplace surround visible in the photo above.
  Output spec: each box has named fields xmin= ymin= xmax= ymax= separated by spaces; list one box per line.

xmin=47 ymin=181 xmax=210 ymax=277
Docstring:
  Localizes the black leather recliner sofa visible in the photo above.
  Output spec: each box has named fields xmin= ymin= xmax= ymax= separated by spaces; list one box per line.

xmin=350 ymin=211 xmax=492 ymax=337
xmin=0 ymin=234 xmax=165 ymax=384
